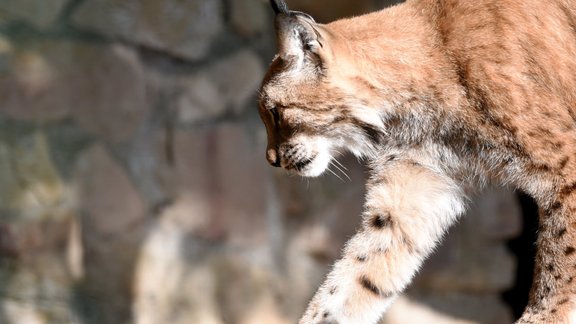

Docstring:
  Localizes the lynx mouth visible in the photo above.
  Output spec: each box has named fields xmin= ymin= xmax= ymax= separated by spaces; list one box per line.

xmin=279 ymin=137 xmax=332 ymax=177
xmin=285 ymin=152 xmax=331 ymax=177
xmin=289 ymin=157 xmax=315 ymax=172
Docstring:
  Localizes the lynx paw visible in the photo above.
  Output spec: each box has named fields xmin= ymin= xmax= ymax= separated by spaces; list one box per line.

xmin=300 ymin=309 xmax=339 ymax=324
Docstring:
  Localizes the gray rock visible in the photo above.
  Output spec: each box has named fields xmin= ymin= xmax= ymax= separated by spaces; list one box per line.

xmin=0 ymin=0 xmax=69 ymax=27
xmin=0 ymin=131 xmax=79 ymax=324
xmin=0 ymin=131 xmax=71 ymax=220
xmin=73 ymin=144 xmax=149 ymax=324
xmin=1 ymin=256 xmax=80 ymax=324
xmin=0 ymin=40 xmax=148 ymax=143
xmin=165 ymin=124 xmax=270 ymax=247
xmin=74 ymin=145 xmax=147 ymax=237
xmin=176 ymin=73 xmax=226 ymax=124
xmin=71 ymin=0 xmax=224 ymax=61
xmin=230 ymin=0 xmax=269 ymax=37
xmin=70 ymin=45 xmax=148 ymax=144
xmin=383 ymin=293 xmax=513 ymax=324
xmin=0 ymin=38 xmax=75 ymax=122
xmin=174 ymin=49 xmax=264 ymax=123
xmin=206 ymin=49 xmax=265 ymax=114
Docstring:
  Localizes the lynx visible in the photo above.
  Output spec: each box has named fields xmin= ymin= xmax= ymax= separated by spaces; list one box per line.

xmin=257 ymin=0 xmax=576 ymax=322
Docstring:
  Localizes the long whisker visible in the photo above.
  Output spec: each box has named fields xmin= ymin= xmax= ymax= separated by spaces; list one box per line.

xmin=332 ymin=157 xmax=348 ymax=171
xmin=330 ymin=161 xmax=351 ymax=181
xmin=327 ymin=166 xmax=345 ymax=182
xmin=332 ymin=149 xmax=345 ymax=158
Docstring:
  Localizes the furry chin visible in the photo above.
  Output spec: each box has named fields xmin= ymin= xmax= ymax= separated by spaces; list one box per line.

xmin=292 ymin=151 xmax=332 ymax=177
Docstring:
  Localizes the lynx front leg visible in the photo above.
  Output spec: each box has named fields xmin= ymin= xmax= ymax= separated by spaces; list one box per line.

xmin=300 ymin=159 xmax=467 ymax=324
xmin=517 ymin=192 xmax=576 ymax=323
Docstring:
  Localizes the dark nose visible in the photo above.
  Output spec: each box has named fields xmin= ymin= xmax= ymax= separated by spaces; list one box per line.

xmin=266 ymin=148 xmax=281 ymax=167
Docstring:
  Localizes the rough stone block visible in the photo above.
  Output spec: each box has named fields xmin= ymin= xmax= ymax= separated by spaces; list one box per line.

xmin=1 ymin=257 xmax=80 ymax=324
xmin=73 ymin=145 xmax=148 ymax=324
xmin=176 ymin=74 xmax=226 ymax=124
xmin=0 ymin=0 xmax=69 ymax=28
xmin=0 ymin=131 xmax=70 ymax=220
xmin=207 ymin=49 xmax=265 ymax=114
xmin=70 ymin=45 xmax=148 ymax=143
xmin=383 ymin=293 xmax=513 ymax=324
xmin=71 ymin=0 xmax=224 ymax=61
xmin=0 ymin=40 xmax=148 ymax=143
xmin=74 ymin=144 xmax=147 ymax=237
xmin=175 ymin=49 xmax=264 ymax=123
xmin=166 ymin=124 xmax=270 ymax=247
xmin=0 ymin=131 xmax=80 ymax=324
xmin=0 ymin=38 xmax=74 ymax=122
xmin=135 ymin=236 xmax=290 ymax=324
xmin=230 ymin=0 xmax=268 ymax=37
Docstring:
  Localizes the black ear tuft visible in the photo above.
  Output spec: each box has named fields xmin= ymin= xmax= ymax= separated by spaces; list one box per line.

xmin=270 ymin=0 xmax=289 ymax=15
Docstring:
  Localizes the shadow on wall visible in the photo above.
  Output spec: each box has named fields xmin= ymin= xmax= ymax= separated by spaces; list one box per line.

xmin=503 ymin=193 xmax=539 ymax=319
xmin=0 ymin=0 xmax=532 ymax=323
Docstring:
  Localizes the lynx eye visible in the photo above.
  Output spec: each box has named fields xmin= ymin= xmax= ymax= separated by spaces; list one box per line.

xmin=269 ymin=107 xmax=281 ymax=125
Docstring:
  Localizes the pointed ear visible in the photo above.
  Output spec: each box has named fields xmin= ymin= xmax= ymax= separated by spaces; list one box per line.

xmin=270 ymin=0 xmax=289 ymax=15
xmin=269 ymin=1 xmax=327 ymax=67
xmin=274 ymin=14 xmax=324 ymax=63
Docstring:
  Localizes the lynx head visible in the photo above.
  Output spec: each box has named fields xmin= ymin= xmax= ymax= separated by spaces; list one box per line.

xmin=258 ymin=0 xmax=388 ymax=177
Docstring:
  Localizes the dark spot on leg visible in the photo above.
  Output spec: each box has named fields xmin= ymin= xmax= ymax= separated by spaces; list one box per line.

xmin=546 ymin=263 xmax=554 ymax=272
xmin=567 ymin=277 xmax=573 ymax=283
xmin=323 ymin=312 xmax=330 ymax=318
xmin=376 ymin=246 xmax=387 ymax=253
xmin=329 ymin=286 xmax=337 ymax=295
xmin=356 ymin=255 xmax=367 ymax=262
xmin=359 ymin=275 xmax=385 ymax=297
xmin=551 ymin=201 xmax=562 ymax=211
xmin=555 ymin=274 xmax=561 ymax=280
xmin=370 ymin=213 xmax=392 ymax=229
xmin=558 ymin=228 xmax=567 ymax=237
xmin=566 ymin=247 xmax=575 ymax=255
xmin=551 ymin=308 xmax=557 ymax=314
xmin=558 ymin=298 xmax=569 ymax=305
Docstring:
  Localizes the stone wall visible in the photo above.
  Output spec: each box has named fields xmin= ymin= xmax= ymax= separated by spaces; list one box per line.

xmin=0 ymin=1 xmax=522 ymax=323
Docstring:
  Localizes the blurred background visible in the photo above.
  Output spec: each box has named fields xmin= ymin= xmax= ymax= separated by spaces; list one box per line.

xmin=0 ymin=0 xmax=538 ymax=323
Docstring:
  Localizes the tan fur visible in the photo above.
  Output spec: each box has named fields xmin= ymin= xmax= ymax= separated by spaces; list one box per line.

xmin=259 ymin=0 xmax=576 ymax=323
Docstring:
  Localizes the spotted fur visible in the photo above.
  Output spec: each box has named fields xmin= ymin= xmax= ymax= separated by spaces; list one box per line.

xmin=258 ymin=0 xmax=576 ymax=323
